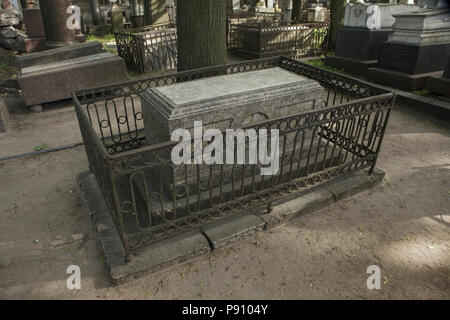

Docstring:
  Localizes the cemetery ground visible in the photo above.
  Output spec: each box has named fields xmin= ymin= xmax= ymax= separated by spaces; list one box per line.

xmin=0 ymin=99 xmax=449 ymax=299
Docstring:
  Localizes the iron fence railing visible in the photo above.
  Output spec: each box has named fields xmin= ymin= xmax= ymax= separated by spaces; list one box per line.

xmin=115 ymin=23 xmax=177 ymax=75
xmin=227 ymin=11 xmax=284 ymax=49
xmin=231 ymin=22 xmax=329 ymax=59
xmin=73 ymin=57 xmax=395 ymax=261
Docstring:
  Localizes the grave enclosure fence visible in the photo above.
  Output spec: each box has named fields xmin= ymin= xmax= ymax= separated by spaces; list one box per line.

xmin=73 ymin=57 xmax=395 ymax=261
xmin=115 ymin=13 xmax=327 ymax=75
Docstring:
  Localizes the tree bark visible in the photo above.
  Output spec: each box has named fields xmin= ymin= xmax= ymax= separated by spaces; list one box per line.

xmin=176 ymin=0 xmax=227 ymax=71
xmin=292 ymin=0 xmax=302 ymax=23
xmin=328 ymin=0 xmax=346 ymax=51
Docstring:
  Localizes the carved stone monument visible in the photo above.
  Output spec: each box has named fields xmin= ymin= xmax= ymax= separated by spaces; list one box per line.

xmin=367 ymin=7 xmax=450 ymax=90
xmin=326 ymin=1 xmax=420 ymax=76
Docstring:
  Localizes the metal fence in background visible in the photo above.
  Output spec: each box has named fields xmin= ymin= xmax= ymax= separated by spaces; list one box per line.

xmin=230 ymin=22 xmax=329 ymax=59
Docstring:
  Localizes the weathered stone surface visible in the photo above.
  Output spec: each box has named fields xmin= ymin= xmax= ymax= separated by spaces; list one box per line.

xmin=388 ymin=8 xmax=450 ymax=45
xmin=16 ymin=41 xmax=103 ymax=68
xmin=22 ymin=8 xmax=45 ymax=38
xmin=18 ymin=52 xmax=129 ymax=106
xmin=142 ymin=67 xmax=323 ymax=144
xmin=201 ymin=213 xmax=265 ymax=249
xmin=0 ymin=97 xmax=9 ymax=132
xmin=344 ymin=3 xmax=419 ymax=30
xmin=0 ymin=9 xmax=19 ymax=27
xmin=0 ymin=26 xmax=17 ymax=38
xmin=0 ymin=25 xmax=25 ymax=51
xmin=141 ymin=67 xmax=324 ymax=189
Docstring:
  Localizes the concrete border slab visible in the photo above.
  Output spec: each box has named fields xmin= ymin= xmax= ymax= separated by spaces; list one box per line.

xmin=78 ymin=167 xmax=385 ymax=286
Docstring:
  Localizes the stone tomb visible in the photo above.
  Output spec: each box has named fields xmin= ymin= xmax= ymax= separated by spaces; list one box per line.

xmin=367 ymin=8 xmax=450 ymax=90
xmin=140 ymin=67 xmax=325 ymax=201
xmin=18 ymin=52 xmax=128 ymax=106
xmin=326 ymin=2 xmax=419 ymax=76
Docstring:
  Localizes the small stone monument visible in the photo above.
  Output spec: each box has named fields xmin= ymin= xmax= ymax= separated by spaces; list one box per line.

xmin=367 ymin=6 xmax=450 ymax=90
xmin=326 ymin=1 xmax=420 ymax=76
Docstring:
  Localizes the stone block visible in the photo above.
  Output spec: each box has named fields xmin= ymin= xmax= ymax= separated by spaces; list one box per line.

xmin=366 ymin=67 xmax=443 ymax=91
xmin=22 ymin=8 xmax=45 ymax=38
xmin=377 ymin=41 xmax=450 ymax=74
xmin=388 ymin=8 xmax=450 ymax=45
xmin=335 ymin=27 xmax=393 ymax=61
xmin=0 ymin=97 xmax=9 ymax=132
xmin=140 ymin=67 xmax=324 ymax=191
xmin=24 ymin=36 xmax=46 ymax=53
xmin=201 ymin=213 xmax=265 ymax=249
xmin=16 ymin=41 xmax=103 ymax=68
xmin=0 ymin=9 xmax=19 ymax=27
xmin=18 ymin=52 xmax=129 ymax=106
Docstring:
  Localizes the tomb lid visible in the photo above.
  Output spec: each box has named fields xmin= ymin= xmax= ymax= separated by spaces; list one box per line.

xmin=141 ymin=67 xmax=323 ymax=119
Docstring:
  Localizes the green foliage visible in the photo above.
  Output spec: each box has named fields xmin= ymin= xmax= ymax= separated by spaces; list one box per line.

xmin=305 ymin=58 xmax=339 ymax=72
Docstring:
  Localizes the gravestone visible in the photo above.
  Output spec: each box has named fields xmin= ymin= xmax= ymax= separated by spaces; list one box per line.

xmin=18 ymin=52 xmax=128 ymax=107
xmin=367 ymin=7 xmax=450 ymax=90
xmin=140 ymin=67 xmax=324 ymax=195
xmin=326 ymin=2 xmax=420 ymax=76
xmin=425 ymin=56 xmax=450 ymax=97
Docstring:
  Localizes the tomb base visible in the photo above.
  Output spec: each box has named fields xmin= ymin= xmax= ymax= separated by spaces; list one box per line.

xmin=366 ymin=67 xmax=443 ymax=91
xmin=377 ymin=41 xmax=450 ymax=75
xmin=425 ymin=76 xmax=450 ymax=98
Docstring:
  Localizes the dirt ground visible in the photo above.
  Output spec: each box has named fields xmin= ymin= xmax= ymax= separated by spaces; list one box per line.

xmin=0 ymin=101 xmax=449 ymax=300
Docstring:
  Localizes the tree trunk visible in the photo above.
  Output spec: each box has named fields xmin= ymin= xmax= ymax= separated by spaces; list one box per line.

xmin=90 ymin=0 xmax=103 ymax=25
xmin=292 ymin=0 xmax=302 ymax=23
xmin=328 ymin=0 xmax=346 ymax=51
xmin=176 ymin=0 xmax=227 ymax=71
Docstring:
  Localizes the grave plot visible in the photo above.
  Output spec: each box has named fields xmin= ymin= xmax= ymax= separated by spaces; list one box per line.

xmin=230 ymin=21 xmax=329 ymax=60
xmin=73 ymin=57 xmax=395 ymax=264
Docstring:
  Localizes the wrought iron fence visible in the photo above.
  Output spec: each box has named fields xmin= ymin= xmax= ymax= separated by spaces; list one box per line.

xmin=227 ymin=11 xmax=284 ymax=49
xmin=73 ymin=57 xmax=395 ymax=261
xmin=115 ymin=23 xmax=177 ymax=75
xmin=231 ymin=22 xmax=329 ymax=59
